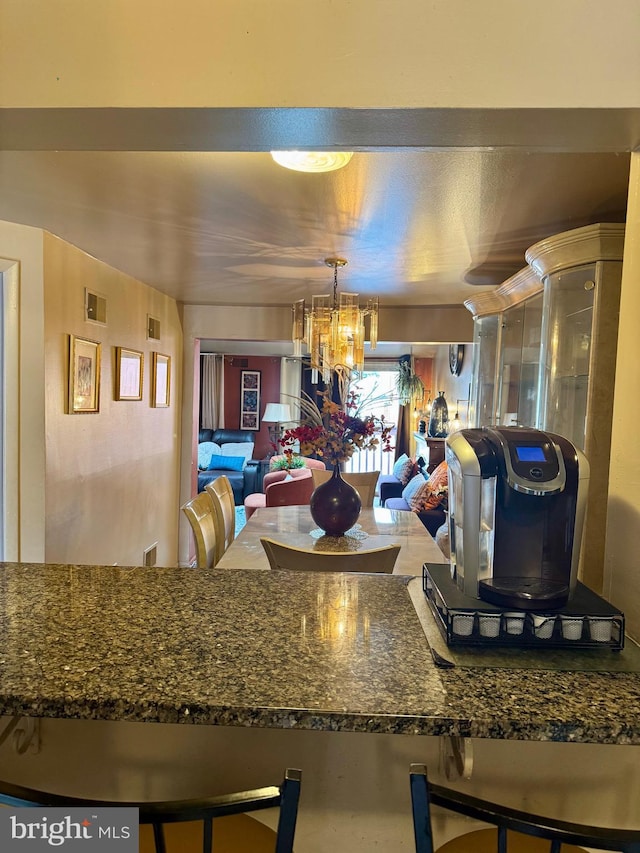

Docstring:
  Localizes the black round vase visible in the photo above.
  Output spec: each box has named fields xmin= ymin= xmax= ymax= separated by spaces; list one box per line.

xmin=310 ymin=465 xmax=362 ymax=536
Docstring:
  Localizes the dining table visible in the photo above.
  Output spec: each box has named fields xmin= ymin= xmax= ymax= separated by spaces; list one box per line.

xmin=216 ymin=505 xmax=447 ymax=575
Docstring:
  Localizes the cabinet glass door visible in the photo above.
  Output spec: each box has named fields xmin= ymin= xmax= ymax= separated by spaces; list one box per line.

xmin=497 ymin=303 xmax=525 ymax=426
xmin=539 ymin=264 xmax=594 ymax=451
xmin=470 ymin=315 xmax=499 ymax=427
xmin=518 ymin=293 xmax=543 ymax=428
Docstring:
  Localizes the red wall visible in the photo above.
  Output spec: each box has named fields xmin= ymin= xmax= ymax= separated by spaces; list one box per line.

xmin=224 ymin=355 xmax=282 ymax=459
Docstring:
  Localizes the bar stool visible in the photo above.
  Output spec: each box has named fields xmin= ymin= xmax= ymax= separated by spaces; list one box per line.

xmin=206 ymin=475 xmax=236 ymax=564
xmin=182 ymin=492 xmax=219 ymax=568
xmin=0 ymin=768 xmax=302 ymax=853
xmin=409 ymin=763 xmax=640 ymax=853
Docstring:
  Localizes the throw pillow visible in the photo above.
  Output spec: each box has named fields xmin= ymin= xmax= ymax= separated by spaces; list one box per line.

xmin=409 ymin=460 xmax=449 ymax=512
xmin=219 ymin=442 xmax=255 ymax=469
xmin=198 ymin=441 xmax=221 ymax=470
xmin=392 ymin=453 xmax=410 ymax=479
xmin=397 ymin=457 xmax=417 ymax=486
xmin=402 ymin=473 xmax=427 ymax=503
xmin=208 ymin=455 xmax=245 ymax=472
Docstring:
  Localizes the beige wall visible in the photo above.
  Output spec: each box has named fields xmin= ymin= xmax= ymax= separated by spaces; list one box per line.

xmin=3 ymin=1 xmax=640 ymax=109
xmin=606 ymin=152 xmax=640 ymax=635
xmin=42 ymin=233 xmax=183 ymax=567
xmin=0 ymin=220 xmax=46 ymax=561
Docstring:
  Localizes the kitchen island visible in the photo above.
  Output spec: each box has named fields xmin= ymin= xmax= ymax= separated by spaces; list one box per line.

xmin=1 ymin=561 xmax=639 ymax=744
xmin=2 ymin=561 xmax=640 ymax=852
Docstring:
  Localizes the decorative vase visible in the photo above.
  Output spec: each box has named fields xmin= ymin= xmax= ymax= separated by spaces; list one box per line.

xmin=310 ymin=465 xmax=362 ymax=536
xmin=428 ymin=391 xmax=449 ymax=437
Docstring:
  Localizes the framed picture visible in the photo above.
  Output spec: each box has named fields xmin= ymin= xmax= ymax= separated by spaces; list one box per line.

xmin=151 ymin=352 xmax=171 ymax=408
xmin=69 ymin=335 xmax=101 ymax=414
xmin=240 ymin=369 xmax=261 ymax=431
xmin=115 ymin=347 xmax=144 ymax=401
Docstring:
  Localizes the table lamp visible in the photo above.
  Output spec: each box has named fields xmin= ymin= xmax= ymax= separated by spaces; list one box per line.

xmin=262 ymin=403 xmax=292 ymax=449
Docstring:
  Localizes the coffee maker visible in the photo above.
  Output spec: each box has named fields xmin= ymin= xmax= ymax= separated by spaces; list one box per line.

xmin=446 ymin=427 xmax=590 ymax=610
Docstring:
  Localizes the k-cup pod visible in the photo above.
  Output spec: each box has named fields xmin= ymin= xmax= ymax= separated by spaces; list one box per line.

xmin=532 ymin=614 xmax=555 ymax=639
xmin=478 ymin=614 xmax=501 ymax=637
xmin=452 ymin=613 xmax=474 ymax=636
xmin=588 ymin=616 xmax=614 ymax=643
xmin=503 ymin=611 xmax=525 ymax=635
xmin=560 ymin=615 xmax=584 ymax=640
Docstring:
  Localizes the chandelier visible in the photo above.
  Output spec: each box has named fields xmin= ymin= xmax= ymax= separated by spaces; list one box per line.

xmin=292 ymin=258 xmax=379 ymax=384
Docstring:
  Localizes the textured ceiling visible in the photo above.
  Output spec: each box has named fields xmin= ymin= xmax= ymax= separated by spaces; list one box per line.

xmin=0 ymin=149 xmax=630 ymax=309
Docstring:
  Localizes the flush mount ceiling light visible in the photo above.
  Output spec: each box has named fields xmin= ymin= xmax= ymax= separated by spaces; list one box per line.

xmin=292 ymin=257 xmax=378 ymax=383
xmin=270 ymin=151 xmax=354 ymax=173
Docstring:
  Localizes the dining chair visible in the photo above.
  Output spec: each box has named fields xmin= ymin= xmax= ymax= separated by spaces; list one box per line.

xmin=182 ymin=492 xmax=219 ymax=568
xmin=310 ymin=469 xmax=381 ymax=507
xmin=244 ymin=469 xmax=315 ymax=520
xmin=409 ymin=763 xmax=640 ymax=853
xmin=0 ymin=767 xmax=302 ymax=853
xmin=260 ymin=536 xmax=400 ymax=573
xmin=206 ymin=476 xmax=236 ymax=564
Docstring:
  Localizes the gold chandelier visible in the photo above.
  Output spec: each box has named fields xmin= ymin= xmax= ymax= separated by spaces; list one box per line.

xmin=292 ymin=258 xmax=379 ymax=383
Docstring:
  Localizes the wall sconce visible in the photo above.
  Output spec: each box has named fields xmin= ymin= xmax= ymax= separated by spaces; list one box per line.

xmin=262 ymin=403 xmax=292 ymax=449
xmin=449 ymin=399 xmax=470 ymax=434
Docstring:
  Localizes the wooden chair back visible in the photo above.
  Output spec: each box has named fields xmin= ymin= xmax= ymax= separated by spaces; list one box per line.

xmin=260 ymin=537 xmax=400 ymax=573
xmin=182 ymin=492 xmax=218 ymax=568
xmin=0 ymin=769 xmax=302 ymax=853
xmin=205 ymin=476 xmax=236 ymax=564
xmin=409 ymin=763 xmax=640 ymax=853
xmin=310 ymin=469 xmax=380 ymax=507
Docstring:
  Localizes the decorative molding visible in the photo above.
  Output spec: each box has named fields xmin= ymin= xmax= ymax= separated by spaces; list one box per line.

xmin=464 ymin=223 xmax=626 ymax=318
xmin=526 ymin=222 xmax=625 ymax=279
xmin=463 ymin=266 xmax=542 ymax=318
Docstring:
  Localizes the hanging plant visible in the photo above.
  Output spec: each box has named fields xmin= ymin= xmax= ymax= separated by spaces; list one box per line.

xmin=396 ymin=357 xmax=425 ymax=406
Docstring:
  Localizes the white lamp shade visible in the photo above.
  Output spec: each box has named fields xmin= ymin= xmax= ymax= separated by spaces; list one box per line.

xmin=263 ymin=403 xmax=292 ymax=423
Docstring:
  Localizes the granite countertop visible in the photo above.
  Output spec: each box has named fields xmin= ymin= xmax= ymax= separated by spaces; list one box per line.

xmin=1 ymin=562 xmax=640 ymax=743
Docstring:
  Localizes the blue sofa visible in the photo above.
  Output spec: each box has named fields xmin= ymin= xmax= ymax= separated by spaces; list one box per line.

xmin=197 ymin=429 xmax=260 ymax=505
xmin=378 ymin=466 xmax=447 ymax=537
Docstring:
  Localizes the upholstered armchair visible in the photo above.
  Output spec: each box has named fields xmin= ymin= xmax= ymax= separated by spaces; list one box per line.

xmin=244 ymin=469 xmax=315 ymax=520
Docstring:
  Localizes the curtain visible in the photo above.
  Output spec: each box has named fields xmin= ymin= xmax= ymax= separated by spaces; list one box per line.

xmin=200 ymin=354 xmax=225 ymax=429
xmin=396 ymin=404 xmax=411 ymax=460
xmin=395 ymin=354 xmax=411 ymax=459
xmin=279 ymin=356 xmax=302 ymax=424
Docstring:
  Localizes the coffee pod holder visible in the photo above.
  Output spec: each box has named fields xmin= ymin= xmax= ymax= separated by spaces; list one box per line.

xmin=423 ymin=563 xmax=624 ymax=651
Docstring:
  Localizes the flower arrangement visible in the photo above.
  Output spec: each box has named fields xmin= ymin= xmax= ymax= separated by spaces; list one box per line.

xmin=279 ymin=387 xmax=394 ymax=467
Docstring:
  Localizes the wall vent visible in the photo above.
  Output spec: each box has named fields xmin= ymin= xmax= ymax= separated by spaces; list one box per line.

xmin=143 ymin=542 xmax=158 ymax=567
xmin=232 ymin=357 xmax=249 ymax=368
xmin=85 ymin=289 xmax=107 ymax=324
xmin=147 ymin=315 xmax=161 ymax=340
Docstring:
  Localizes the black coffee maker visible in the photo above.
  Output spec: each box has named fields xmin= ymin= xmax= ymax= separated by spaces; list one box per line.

xmin=446 ymin=427 xmax=590 ymax=610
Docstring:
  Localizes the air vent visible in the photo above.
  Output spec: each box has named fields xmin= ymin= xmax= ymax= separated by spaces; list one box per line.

xmin=143 ymin=543 xmax=158 ymax=567
xmin=147 ymin=315 xmax=161 ymax=340
xmin=233 ymin=358 xmax=249 ymax=369
xmin=85 ymin=289 xmax=107 ymax=324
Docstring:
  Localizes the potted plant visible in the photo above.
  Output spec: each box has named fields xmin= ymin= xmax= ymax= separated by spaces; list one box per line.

xmin=396 ymin=357 xmax=425 ymax=406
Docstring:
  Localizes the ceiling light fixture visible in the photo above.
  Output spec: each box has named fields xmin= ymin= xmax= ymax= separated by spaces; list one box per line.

xmin=270 ymin=151 xmax=353 ymax=173
xmin=292 ymin=258 xmax=379 ymax=384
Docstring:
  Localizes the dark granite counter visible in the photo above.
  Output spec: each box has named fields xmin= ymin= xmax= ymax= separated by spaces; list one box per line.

xmin=1 ymin=562 xmax=640 ymax=743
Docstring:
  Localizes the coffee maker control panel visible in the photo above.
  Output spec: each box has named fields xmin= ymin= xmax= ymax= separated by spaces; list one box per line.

xmin=490 ymin=429 xmax=567 ymax=496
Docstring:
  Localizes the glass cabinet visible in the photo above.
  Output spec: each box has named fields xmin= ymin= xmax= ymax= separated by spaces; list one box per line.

xmin=537 ymin=264 xmax=594 ymax=451
xmin=466 ymin=223 xmax=625 ymax=594
xmin=468 ymin=314 xmax=499 ymax=428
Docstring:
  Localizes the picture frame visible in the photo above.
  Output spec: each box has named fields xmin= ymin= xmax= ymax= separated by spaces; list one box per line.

xmin=115 ymin=347 xmax=144 ymax=401
xmin=69 ymin=335 xmax=101 ymax=414
xmin=151 ymin=352 xmax=171 ymax=408
xmin=240 ymin=369 xmax=261 ymax=431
